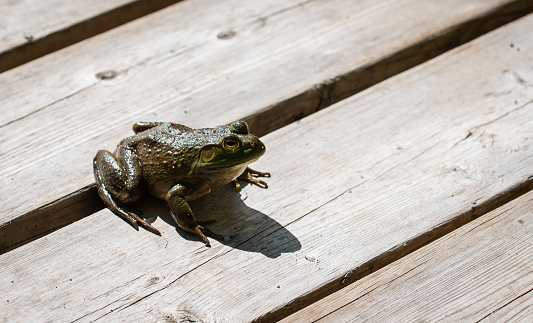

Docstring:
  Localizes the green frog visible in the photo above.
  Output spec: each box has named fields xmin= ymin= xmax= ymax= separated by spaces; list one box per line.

xmin=93 ymin=121 xmax=269 ymax=246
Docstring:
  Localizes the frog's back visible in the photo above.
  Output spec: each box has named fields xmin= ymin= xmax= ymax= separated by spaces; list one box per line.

xmin=130 ymin=123 xmax=230 ymax=182
xmin=140 ymin=123 xmax=229 ymax=156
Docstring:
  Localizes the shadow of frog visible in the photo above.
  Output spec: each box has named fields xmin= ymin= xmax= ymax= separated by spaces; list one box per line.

xmin=137 ymin=184 xmax=301 ymax=258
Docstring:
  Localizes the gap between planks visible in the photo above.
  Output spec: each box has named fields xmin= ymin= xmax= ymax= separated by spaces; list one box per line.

xmin=0 ymin=0 xmax=185 ymax=73
xmin=1 ymin=0 xmax=533 ymax=255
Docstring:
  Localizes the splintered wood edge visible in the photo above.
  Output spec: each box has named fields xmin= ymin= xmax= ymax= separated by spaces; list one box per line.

xmin=258 ymin=179 xmax=533 ymax=322
xmin=1 ymin=0 xmax=532 ymax=255
xmin=0 ymin=0 xmax=185 ymax=73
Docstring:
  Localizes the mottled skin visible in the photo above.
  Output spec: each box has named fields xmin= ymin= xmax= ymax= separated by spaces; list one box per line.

xmin=93 ymin=121 xmax=269 ymax=246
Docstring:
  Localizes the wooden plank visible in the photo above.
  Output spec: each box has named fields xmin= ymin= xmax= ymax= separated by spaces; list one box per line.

xmin=1 ymin=11 xmax=533 ymax=322
xmin=1 ymin=0 xmax=532 ymax=253
xmin=0 ymin=0 xmax=184 ymax=73
xmin=282 ymin=191 xmax=533 ymax=323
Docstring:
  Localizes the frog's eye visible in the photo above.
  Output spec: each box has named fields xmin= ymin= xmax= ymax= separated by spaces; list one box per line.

xmin=223 ymin=136 xmax=240 ymax=151
xmin=201 ymin=147 xmax=216 ymax=162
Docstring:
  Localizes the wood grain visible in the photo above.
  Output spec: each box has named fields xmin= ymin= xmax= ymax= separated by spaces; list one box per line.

xmin=282 ymin=191 xmax=533 ymax=323
xmin=0 ymin=0 xmax=185 ymax=73
xmin=1 ymin=12 xmax=532 ymax=322
xmin=2 ymin=0 xmax=532 ymax=253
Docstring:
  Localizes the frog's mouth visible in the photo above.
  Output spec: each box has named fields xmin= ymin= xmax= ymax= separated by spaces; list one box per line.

xmin=203 ymin=157 xmax=260 ymax=170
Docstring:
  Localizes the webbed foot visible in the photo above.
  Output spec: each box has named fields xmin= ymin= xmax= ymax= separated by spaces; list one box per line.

xmin=131 ymin=212 xmax=162 ymax=236
xmin=234 ymin=167 xmax=271 ymax=191
xmin=114 ymin=202 xmax=161 ymax=235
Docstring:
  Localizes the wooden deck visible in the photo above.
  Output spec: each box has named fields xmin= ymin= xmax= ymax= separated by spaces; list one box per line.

xmin=1 ymin=0 xmax=533 ymax=321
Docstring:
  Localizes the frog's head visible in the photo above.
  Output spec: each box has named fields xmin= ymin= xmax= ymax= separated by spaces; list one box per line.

xmin=196 ymin=121 xmax=266 ymax=170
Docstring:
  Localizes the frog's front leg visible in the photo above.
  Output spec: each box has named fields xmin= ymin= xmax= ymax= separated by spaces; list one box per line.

xmin=234 ymin=167 xmax=271 ymax=191
xmin=166 ymin=182 xmax=224 ymax=247
xmin=93 ymin=148 xmax=161 ymax=235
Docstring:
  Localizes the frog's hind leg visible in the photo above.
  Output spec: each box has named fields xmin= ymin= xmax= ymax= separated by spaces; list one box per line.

xmin=93 ymin=149 xmax=161 ymax=235
xmin=95 ymin=181 xmax=161 ymax=235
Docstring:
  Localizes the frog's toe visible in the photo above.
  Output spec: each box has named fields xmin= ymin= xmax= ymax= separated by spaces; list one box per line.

xmin=238 ymin=176 xmax=268 ymax=189
xmin=201 ymin=226 xmax=224 ymax=242
xmin=129 ymin=218 xmax=140 ymax=230
xmin=195 ymin=225 xmax=224 ymax=247
xmin=249 ymin=178 xmax=268 ymax=189
xmin=121 ymin=208 xmax=161 ymax=235
xmin=193 ymin=226 xmax=211 ymax=247
xmin=137 ymin=218 xmax=162 ymax=236
xmin=110 ymin=205 xmax=140 ymax=230
xmin=236 ymin=168 xmax=269 ymax=189
xmin=248 ymin=168 xmax=271 ymax=178
xmin=233 ymin=179 xmax=241 ymax=191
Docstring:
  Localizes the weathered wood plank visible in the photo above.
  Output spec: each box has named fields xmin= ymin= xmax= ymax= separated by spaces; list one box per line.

xmin=1 ymin=11 xmax=532 ymax=322
xmin=0 ymin=0 xmax=305 ymax=251
xmin=0 ymin=0 xmax=303 ymax=127
xmin=2 ymin=0 xmax=532 ymax=253
xmin=282 ymin=191 xmax=533 ymax=323
xmin=0 ymin=0 xmax=184 ymax=73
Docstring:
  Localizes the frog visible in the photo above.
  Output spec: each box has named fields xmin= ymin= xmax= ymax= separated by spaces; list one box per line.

xmin=93 ymin=121 xmax=269 ymax=247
